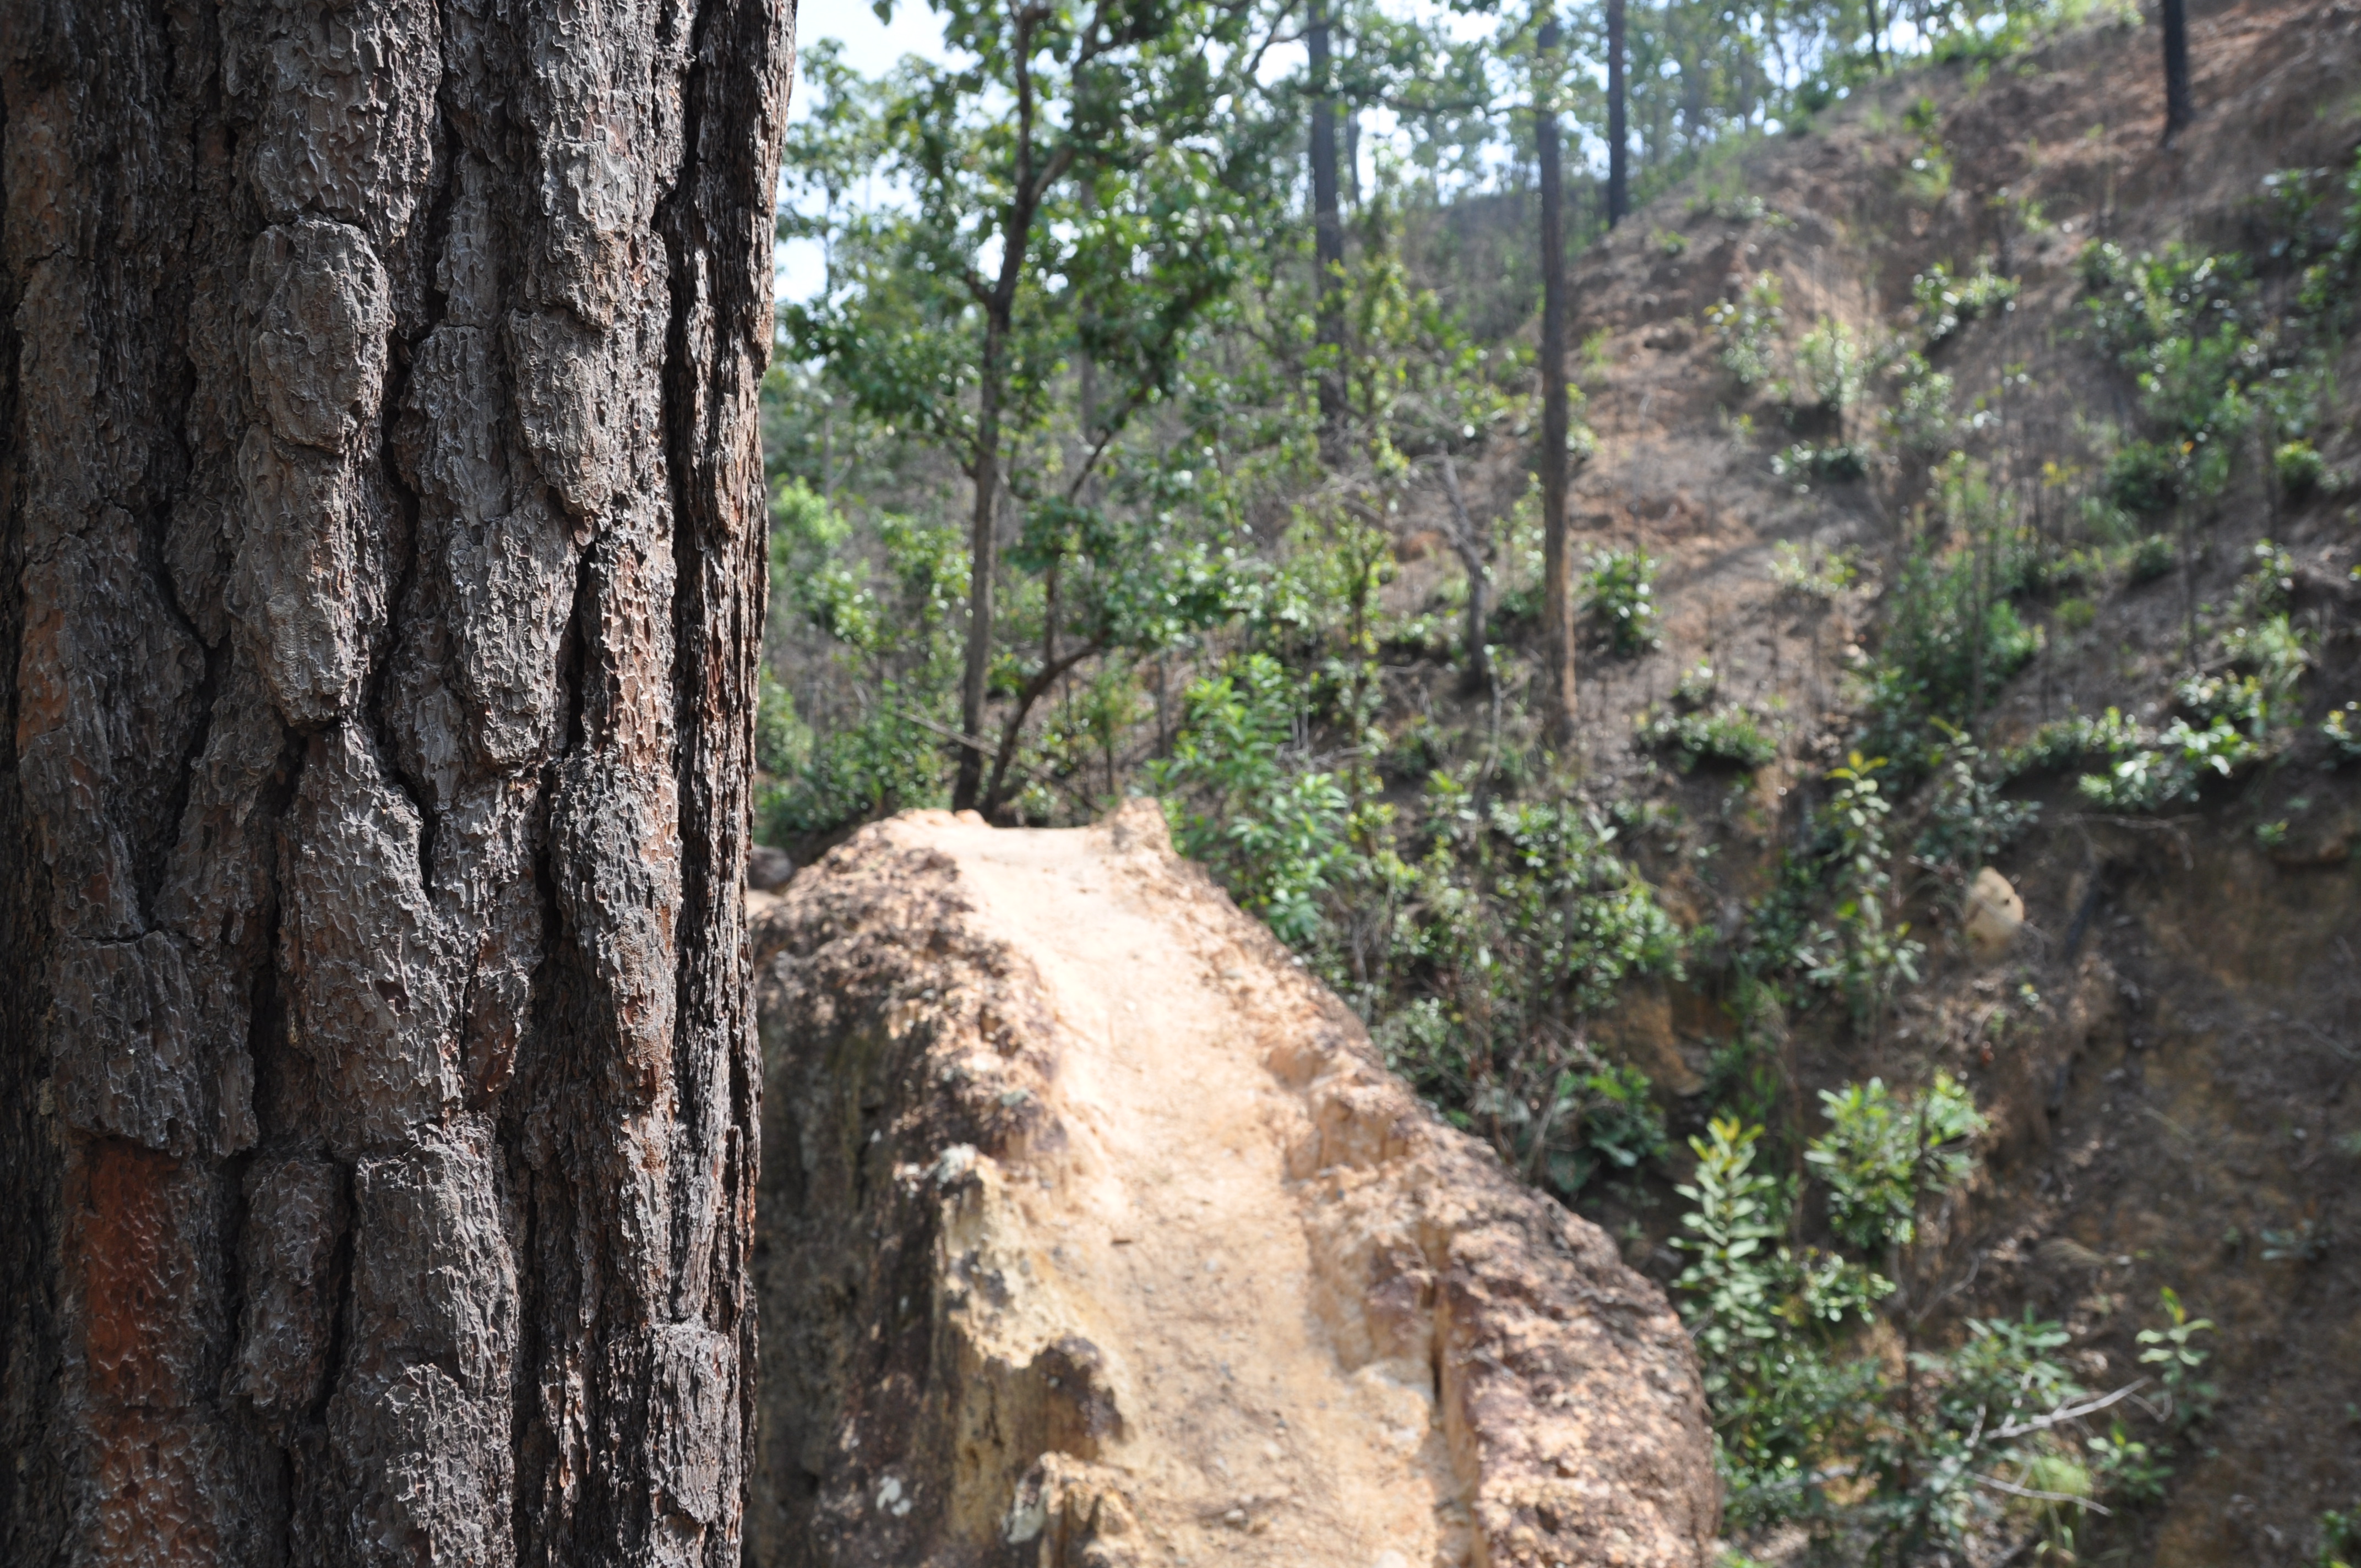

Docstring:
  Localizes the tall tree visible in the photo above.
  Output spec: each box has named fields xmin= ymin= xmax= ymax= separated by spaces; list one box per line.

xmin=1535 ymin=7 xmax=1580 ymax=743
xmin=1309 ymin=0 xmax=1351 ymax=454
xmin=2159 ymin=0 xmax=2194 ymax=143
xmin=783 ymin=0 xmax=1274 ymax=817
xmin=0 ymin=0 xmax=790 ymax=1561
xmin=1606 ymin=0 xmax=1630 ymax=226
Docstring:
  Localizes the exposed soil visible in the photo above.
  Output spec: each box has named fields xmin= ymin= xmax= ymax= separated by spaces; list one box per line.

xmin=748 ymin=803 xmax=1717 ymax=1567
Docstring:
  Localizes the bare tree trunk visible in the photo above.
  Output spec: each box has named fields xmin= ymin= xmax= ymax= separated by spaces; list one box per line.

xmin=1309 ymin=0 xmax=1349 ymax=457
xmin=1535 ymin=9 xmax=1579 ymax=745
xmin=954 ymin=317 xmax=1007 ymax=810
xmin=0 ymin=0 xmax=792 ymax=1562
xmin=2159 ymin=0 xmax=2194 ymax=143
xmin=1438 ymin=455 xmax=1492 ymax=691
xmin=1606 ymin=0 xmax=1629 ymax=228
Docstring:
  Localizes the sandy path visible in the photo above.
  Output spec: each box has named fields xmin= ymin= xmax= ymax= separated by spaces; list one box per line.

xmin=942 ymin=822 xmax=1454 ymax=1567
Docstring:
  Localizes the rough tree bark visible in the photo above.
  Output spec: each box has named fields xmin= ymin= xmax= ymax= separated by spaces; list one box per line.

xmin=1534 ymin=8 xmax=1578 ymax=745
xmin=0 ymin=0 xmax=792 ymax=1561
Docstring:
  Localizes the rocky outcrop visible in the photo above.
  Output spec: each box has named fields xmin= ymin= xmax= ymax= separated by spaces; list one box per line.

xmin=748 ymin=801 xmax=1718 ymax=1568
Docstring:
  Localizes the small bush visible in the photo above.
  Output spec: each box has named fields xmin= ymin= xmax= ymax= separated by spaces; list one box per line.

xmin=1798 ymin=317 xmax=1866 ymax=410
xmin=2129 ymin=532 xmax=2178 ymax=582
xmin=1883 ymin=352 xmax=1956 ymax=452
xmin=1771 ymin=540 xmax=1860 ymax=598
xmin=2276 ymin=438 xmax=2332 ymax=494
xmin=2054 ymin=595 xmax=2098 ymax=631
xmin=1805 ymin=1072 xmax=1987 ymax=1251
xmin=1913 ymin=260 xmax=2020 ymax=345
xmin=1583 ymin=546 xmax=1664 ymax=655
xmin=1772 ymin=440 xmax=1868 ymax=487
xmin=1638 ymin=705 xmax=1780 ymax=771
xmin=2106 ymin=439 xmax=2182 ymax=513
xmin=2324 ymin=703 xmax=2361 ymax=765
xmin=1706 ymin=274 xmax=1786 ymax=387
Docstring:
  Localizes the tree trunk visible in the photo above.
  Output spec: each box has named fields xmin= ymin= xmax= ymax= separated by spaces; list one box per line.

xmin=1309 ymin=0 xmax=1348 ymax=456
xmin=1535 ymin=10 xmax=1579 ymax=745
xmin=954 ymin=315 xmax=1008 ymax=811
xmin=2159 ymin=0 xmax=2194 ymax=143
xmin=1438 ymin=455 xmax=1492 ymax=691
xmin=0 ymin=0 xmax=792 ymax=1562
xmin=1606 ymin=0 xmax=1630 ymax=228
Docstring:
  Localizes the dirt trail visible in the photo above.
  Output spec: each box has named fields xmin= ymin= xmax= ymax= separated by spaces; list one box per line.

xmin=749 ymin=802 xmax=1717 ymax=1567
xmin=940 ymin=816 xmax=1461 ymax=1564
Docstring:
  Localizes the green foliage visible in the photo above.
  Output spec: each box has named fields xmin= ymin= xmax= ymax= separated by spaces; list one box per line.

xmin=2129 ymin=531 xmax=2179 ymax=582
xmin=1583 ymin=546 xmax=1664 ymax=655
xmin=2088 ymin=1422 xmax=2173 ymax=1504
xmin=1913 ymin=260 xmax=2020 ymax=345
xmin=2276 ymin=438 xmax=2339 ymax=494
xmin=2323 ymin=703 xmax=2361 ymax=765
xmin=1771 ymin=541 xmax=1860 ymax=598
xmin=1914 ymin=727 xmax=2040 ymax=876
xmin=1804 ymin=1073 xmax=1986 ymax=1251
xmin=1803 ymin=755 xmax=1926 ymax=1017
xmin=1707 ymin=274 xmax=1787 ymax=387
xmin=1153 ymin=654 xmax=1356 ymax=948
xmin=1868 ymin=456 xmax=2039 ymax=745
xmin=2103 ymin=438 xmax=2182 ymax=514
xmin=1883 ymin=352 xmax=1957 ymax=453
xmin=1638 ymin=704 xmax=1781 ymax=772
xmin=1798 ymin=317 xmax=1867 ymax=411
xmin=754 ymin=669 xmax=810 ymax=779
xmin=2320 ymin=1505 xmax=2359 ymax=1568
xmin=2136 ymin=1287 xmax=2218 ymax=1425
xmin=1771 ymin=440 xmax=1869 ymax=487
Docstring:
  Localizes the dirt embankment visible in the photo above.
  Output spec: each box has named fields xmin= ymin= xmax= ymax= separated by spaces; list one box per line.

xmin=745 ymin=802 xmax=1718 ymax=1567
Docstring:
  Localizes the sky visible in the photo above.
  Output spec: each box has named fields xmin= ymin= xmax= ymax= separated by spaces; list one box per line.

xmin=777 ymin=3 xmax=954 ymax=302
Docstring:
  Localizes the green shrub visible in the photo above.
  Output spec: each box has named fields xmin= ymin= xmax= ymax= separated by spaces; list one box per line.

xmin=1153 ymin=653 xmax=1356 ymax=948
xmin=1913 ymin=260 xmax=2020 ymax=345
xmin=2054 ymin=595 xmax=2098 ymax=631
xmin=1914 ymin=732 xmax=2040 ymax=873
xmin=1706 ymin=274 xmax=1786 ymax=386
xmin=1798 ymin=317 xmax=1865 ymax=410
xmin=2129 ymin=532 xmax=2178 ymax=582
xmin=2104 ymin=439 xmax=2181 ymax=513
xmin=1583 ymin=546 xmax=1664 ymax=655
xmin=1805 ymin=1072 xmax=1986 ymax=1251
xmin=1883 ymin=352 xmax=1956 ymax=453
xmin=1638 ymin=705 xmax=1780 ymax=771
xmin=2323 ymin=703 xmax=2361 ymax=765
xmin=2276 ymin=438 xmax=2332 ymax=493
xmin=1771 ymin=440 xmax=1868 ymax=486
xmin=1770 ymin=541 xmax=1860 ymax=598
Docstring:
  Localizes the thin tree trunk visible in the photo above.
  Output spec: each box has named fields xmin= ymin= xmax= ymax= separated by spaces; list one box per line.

xmin=1607 ymin=0 xmax=1630 ymax=227
xmin=0 ymin=1 xmax=791 ymax=1561
xmin=2159 ymin=0 xmax=2194 ymax=143
xmin=1309 ymin=0 xmax=1349 ymax=456
xmin=1536 ymin=9 xmax=1580 ymax=745
xmin=955 ymin=316 xmax=1009 ymax=810
xmin=1438 ymin=455 xmax=1492 ymax=690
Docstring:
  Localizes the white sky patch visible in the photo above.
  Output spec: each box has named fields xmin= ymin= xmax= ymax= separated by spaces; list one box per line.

xmin=779 ymin=2 xmax=958 ymax=303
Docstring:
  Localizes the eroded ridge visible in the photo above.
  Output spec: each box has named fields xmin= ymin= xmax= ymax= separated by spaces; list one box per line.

xmin=752 ymin=801 xmax=1717 ymax=1568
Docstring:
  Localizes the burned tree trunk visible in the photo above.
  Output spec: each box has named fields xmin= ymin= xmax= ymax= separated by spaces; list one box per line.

xmin=0 ymin=0 xmax=792 ymax=1562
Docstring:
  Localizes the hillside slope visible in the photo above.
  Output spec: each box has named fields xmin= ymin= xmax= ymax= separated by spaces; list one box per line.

xmin=1372 ymin=1 xmax=2361 ymax=1559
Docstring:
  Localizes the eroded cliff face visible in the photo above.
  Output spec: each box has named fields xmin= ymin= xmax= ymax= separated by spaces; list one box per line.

xmin=748 ymin=801 xmax=1718 ymax=1568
